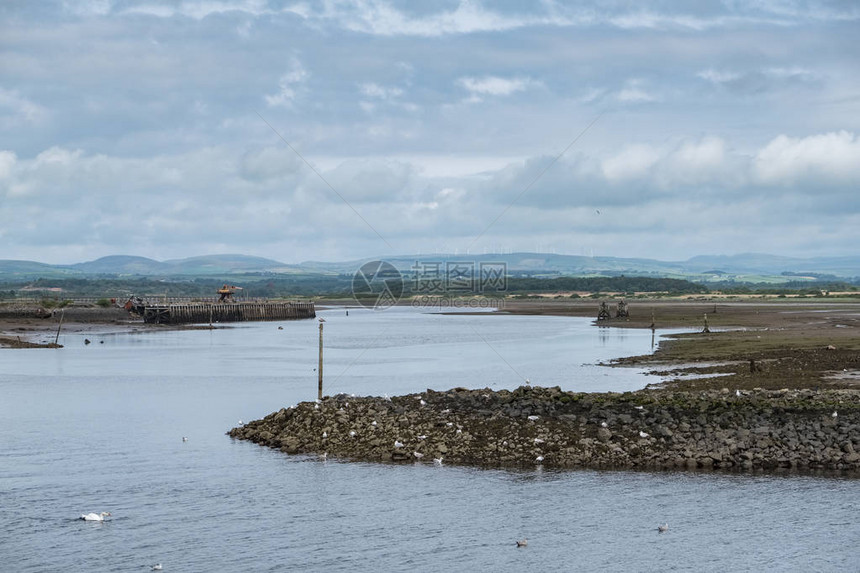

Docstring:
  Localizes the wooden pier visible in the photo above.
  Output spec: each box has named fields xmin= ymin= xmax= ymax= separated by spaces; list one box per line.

xmin=141 ymin=301 xmax=315 ymax=324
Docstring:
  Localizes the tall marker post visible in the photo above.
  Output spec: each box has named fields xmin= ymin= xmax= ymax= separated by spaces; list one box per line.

xmin=318 ymin=319 xmax=324 ymax=400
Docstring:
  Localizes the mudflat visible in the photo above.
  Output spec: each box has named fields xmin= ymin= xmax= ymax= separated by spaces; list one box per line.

xmin=499 ymin=299 xmax=860 ymax=390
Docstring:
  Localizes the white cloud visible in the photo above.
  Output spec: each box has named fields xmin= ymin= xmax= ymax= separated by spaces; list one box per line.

xmin=458 ymin=76 xmax=540 ymax=102
xmin=122 ymin=0 xmax=273 ymax=19
xmin=697 ymin=69 xmax=742 ymax=84
xmin=0 ymin=151 xmax=16 ymax=180
xmin=615 ymin=79 xmax=657 ymax=103
xmin=754 ymin=131 xmax=860 ymax=184
xmin=317 ymin=0 xmax=583 ymax=37
xmin=264 ymin=58 xmax=309 ymax=107
xmin=0 ymin=88 xmax=48 ymax=125
xmin=601 ymin=144 xmax=662 ymax=181
xmin=359 ymin=82 xmax=403 ymax=100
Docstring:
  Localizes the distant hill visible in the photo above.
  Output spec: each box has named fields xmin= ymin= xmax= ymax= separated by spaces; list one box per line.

xmin=70 ymin=255 xmax=172 ymax=275
xmin=1 ymin=252 xmax=858 ymax=282
xmin=299 ymin=252 xmax=860 ymax=281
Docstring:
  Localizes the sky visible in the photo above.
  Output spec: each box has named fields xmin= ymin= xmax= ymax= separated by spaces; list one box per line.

xmin=1 ymin=0 xmax=859 ymax=265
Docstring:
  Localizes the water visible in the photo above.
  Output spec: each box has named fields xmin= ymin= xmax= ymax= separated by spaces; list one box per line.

xmin=1 ymin=307 xmax=857 ymax=571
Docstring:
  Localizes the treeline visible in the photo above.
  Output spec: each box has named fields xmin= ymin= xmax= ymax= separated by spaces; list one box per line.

xmin=714 ymin=281 xmax=860 ymax=295
xmin=504 ymin=276 xmax=707 ymax=295
xmin=6 ymin=275 xmax=859 ymax=301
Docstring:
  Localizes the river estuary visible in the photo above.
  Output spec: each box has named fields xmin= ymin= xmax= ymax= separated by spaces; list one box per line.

xmin=1 ymin=307 xmax=857 ymax=571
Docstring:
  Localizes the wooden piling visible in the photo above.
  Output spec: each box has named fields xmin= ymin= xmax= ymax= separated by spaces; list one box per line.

xmin=140 ymin=301 xmax=315 ymax=324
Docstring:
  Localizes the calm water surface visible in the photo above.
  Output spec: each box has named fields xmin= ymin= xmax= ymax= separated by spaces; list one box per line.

xmin=1 ymin=307 xmax=857 ymax=572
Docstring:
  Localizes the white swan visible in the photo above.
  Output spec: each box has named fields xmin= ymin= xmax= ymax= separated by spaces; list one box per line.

xmin=80 ymin=512 xmax=111 ymax=521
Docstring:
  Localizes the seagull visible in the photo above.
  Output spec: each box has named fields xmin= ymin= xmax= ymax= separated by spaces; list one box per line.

xmin=639 ymin=431 xmax=650 ymax=438
xmin=516 ymin=539 xmax=528 ymax=547
xmin=80 ymin=512 xmax=111 ymax=521
xmin=527 ymin=415 xmax=539 ymax=421
xmin=322 ymin=431 xmax=327 ymax=438
xmin=151 ymin=564 xmax=163 ymax=571
xmin=182 ymin=436 xmax=188 ymax=442
xmin=417 ymin=435 xmax=427 ymax=440
xmin=525 ymin=378 xmax=530 ymax=385
xmin=832 ymin=411 xmax=838 ymax=418
xmin=383 ymin=394 xmax=392 ymax=402
xmin=413 ymin=452 xmax=424 ymax=459
xmin=349 ymin=430 xmax=356 ymax=437
xmin=318 ymin=317 xmax=326 ymax=323
xmin=634 ymin=406 xmax=644 ymax=410
xmin=371 ymin=421 xmax=377 ymax=426
xmin=319 ymin=452 xmax=327 ymax=460
xmin=419 ymin=399 xmax=426 ymax=406
xmin=535 ymin=455 xmax=544 ymax=463
xmin=238 ymin=420 xmax=244 ymax=427
xmin=600 ymin=421 xmax=608 ymax=428
xmin=533 ymin=438 xmax=545 ymax=444
xmin=446 ymin=422 xmax=454 ymax=427
xmin=657 ymin=523 xmax=669 ymax=533
xmin=736 ymin=389 xmax=741 ymax=397
xmin=394 ymin=440 xmax=404 ymax=448
xmin=441 ymin=408 xmax=451 ymax=414
xmin=433 ymin=457 xmax=443 ymax=465
xmin=456 ymin=429 xmax=462 ymax=434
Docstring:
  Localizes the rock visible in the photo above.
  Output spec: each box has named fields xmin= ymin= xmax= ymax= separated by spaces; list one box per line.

xmin=226 ymin=386 xmax=860 ymax=474
xmin=596 ymin=427 xmax=612 ymax=442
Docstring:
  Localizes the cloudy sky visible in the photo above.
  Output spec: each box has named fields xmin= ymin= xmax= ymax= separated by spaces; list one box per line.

xmin=2 ymin=0 xmax=859 ymax=264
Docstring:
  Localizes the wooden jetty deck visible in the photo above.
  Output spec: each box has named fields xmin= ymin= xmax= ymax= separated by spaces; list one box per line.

xmin=142 ymin=301 xmax=315 ymax=324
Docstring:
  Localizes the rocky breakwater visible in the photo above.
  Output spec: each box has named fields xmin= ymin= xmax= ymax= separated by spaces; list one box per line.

xmin=228 ymin=386 xmax=860 ymax=472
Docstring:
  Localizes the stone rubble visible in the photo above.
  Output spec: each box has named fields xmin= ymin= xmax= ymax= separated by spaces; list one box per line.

xmin=228 ymin=386 xmax=860 ymax=472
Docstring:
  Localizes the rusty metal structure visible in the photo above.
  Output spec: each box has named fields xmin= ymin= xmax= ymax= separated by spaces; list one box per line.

xmin=217 ymin=284 xmax=243 ymax=302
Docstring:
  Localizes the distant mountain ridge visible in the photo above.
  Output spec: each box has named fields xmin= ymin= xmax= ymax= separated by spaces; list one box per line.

xmin=1 ymin=252 xmax=859 ymax=282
